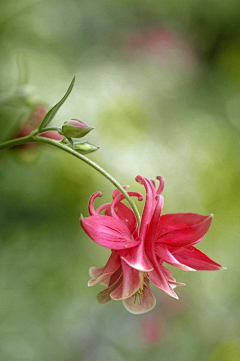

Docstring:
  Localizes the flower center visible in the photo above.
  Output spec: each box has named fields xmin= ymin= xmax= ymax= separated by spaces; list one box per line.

xmin=133 ymin=272 xmax=149 ymax=305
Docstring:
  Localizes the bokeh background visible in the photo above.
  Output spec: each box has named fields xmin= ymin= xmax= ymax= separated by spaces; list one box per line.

xmin=0 ymin=1 xmax=240 ymax=360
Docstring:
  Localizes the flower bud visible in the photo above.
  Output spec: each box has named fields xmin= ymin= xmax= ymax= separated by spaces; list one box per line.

xmin=74 ymin=142 xmax=99 ymax=155
xmin=61 ymin=119 xmax=94 ymax=138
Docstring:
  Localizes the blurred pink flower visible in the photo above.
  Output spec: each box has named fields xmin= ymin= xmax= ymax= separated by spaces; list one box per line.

xmin=81 ymin=176 xmax=224 ymax=314
xmin=125 ymin=27 xmax=197 ymax=66
xmin=14 ymin=105 xmax=63 ymax=149
xmin=140 ymin=315 xmax=162 ymax=343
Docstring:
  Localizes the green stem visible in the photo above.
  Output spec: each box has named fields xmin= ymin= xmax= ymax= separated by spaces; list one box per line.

xmin=0 ymin=131 xmax=141 ymax=226
xmin=0 ymin=134 xmax=35 ymax=150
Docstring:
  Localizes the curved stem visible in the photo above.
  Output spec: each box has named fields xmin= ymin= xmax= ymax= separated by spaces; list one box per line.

xmin=33 ymin=135 xmax=141 ymax=226
xmin=0 ymin=131 xmax=141 ymax=226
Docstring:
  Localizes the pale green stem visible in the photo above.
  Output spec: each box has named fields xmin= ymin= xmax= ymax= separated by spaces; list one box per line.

xmin=0 ymin=131 xmax=141 ymax=226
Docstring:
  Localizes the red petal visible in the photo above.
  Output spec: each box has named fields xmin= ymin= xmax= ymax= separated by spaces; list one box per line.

xmin=122 ymin=283 xmax=156 ymax=314
xmin=111 ymin=202 xmax=138 ymax=236
xmin=89 ymin=266 xmax=104 ymax=280
xmin=81 ymin=215 xmax=139 ymax=250
xmin=96 ymin=267 xmax=122 ymax=304
xmin=172 ymin=246 xmax=224 ymax=271
xmin=156 ymin=176 xmax=165 ymax=195
xmin=156 ymin=213 xmax=213 ymax=247
xmin=88 ymin=192 xmax=103 ymax=215
xmin=136 ymin=176 xmax=157 ymax=240
xmin=97 ymin=276 xmax=122 ymax=304
xmin=145 ymin=195 xmax=164 ymax=252
xmin=155 ymin=244 xmax=196 ymax=271
xmin=160 ymin=265 xmax=185 ymax=287
xmin=148 ymin=268 xmax=179 ymax=299
xmin=112 ymin=188 xmax=143 ymax=202
xmin=88 ymin=251 xmax=121 ymax=286
xmin=110 ymin=261 xmax=140 ymax=300
xmin=121 ymin=242 xmax=154 ymax=272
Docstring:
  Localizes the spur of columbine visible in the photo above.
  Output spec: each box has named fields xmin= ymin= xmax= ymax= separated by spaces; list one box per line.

xmin=80 ymin=175 xmax=224 ymax=314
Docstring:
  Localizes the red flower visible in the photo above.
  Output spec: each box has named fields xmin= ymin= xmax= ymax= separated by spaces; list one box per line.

xmin=81 ymin=176 xmax=224 ymax=314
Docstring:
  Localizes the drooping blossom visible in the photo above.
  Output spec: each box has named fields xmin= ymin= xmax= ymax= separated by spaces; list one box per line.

xmin=81 ymin=176 xmax=224 ymax=314
xmin=124 ymin=27 xmax=197 ymax=67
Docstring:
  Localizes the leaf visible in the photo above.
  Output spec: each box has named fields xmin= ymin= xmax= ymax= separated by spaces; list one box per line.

xmin=38 ymin=76 xmax=75 ymax=131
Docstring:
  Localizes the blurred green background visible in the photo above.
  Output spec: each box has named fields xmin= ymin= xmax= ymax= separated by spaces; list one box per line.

xmin=0 ymin=0 xmax=239 ymax=360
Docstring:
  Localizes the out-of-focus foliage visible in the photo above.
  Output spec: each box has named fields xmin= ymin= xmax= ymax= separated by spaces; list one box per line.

xmin=0 ymin=1 xmax=239 ymax=360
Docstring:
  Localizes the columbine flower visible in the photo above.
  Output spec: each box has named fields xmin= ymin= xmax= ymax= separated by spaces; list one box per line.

xmin=81 ymin=176 xmax=224 ymax=314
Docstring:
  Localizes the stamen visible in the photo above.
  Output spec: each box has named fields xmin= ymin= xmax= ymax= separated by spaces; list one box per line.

xmin=132 ymin=272 xmax=149 ymax=305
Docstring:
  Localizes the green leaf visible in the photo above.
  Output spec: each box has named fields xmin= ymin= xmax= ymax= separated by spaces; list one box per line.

xmin=38 ymin=76 xmax=75 ymax=131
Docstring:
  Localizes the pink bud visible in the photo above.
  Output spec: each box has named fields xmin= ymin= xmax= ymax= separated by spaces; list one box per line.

xmin=61 ymin=119 xmax=94 ymax=138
